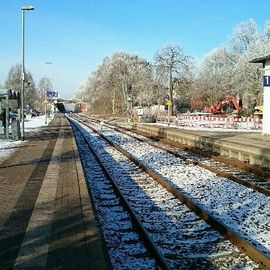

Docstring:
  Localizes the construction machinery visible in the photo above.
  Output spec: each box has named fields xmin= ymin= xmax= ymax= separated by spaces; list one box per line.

xmin=204 ymin=96 xmax=242 ymax=115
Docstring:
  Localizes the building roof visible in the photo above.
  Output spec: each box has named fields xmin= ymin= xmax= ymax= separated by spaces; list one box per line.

xmin=250 ymin=54 xmax=270 ymax=65
xmin=0 ymin=88 xmax=9 ymax=95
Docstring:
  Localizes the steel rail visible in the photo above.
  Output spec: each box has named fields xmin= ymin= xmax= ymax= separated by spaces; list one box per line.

xmin=71 ymin=115 xmax=270 ymax=269
xmin=113 ymin=124 xmax=270 ymax=196
xmin=82 ymin=114 xmax=269 ymax=197
xmin=70 ymin=120 xmax=171 ymax=270
xmin=75 ymin=114 xmax=270 ymax=195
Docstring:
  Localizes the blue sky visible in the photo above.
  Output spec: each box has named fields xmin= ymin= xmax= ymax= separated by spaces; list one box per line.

xmin=1 ymin=0 xmax=270 ymax=98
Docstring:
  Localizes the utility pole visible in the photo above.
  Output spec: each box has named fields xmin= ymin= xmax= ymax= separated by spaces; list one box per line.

xmin=168 ymin=64 xmax=173 ymax=117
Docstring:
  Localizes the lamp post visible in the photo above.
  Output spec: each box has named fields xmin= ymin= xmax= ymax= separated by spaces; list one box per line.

xmin=21 ymin=5 xmax=34 ymax=140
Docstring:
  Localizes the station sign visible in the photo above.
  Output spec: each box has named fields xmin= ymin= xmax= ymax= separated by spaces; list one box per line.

xmin=46 ymin=90 xmax=59 ymax=99
xmin=263 ymin=76 xmax=270 ymax=87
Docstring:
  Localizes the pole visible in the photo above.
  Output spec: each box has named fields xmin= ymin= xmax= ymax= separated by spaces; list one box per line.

xmin=21 ymin=9 xmax=25 ymax=140
xmin=169 ymin=64 xmax=173 ymax=116
xmin=20 ymin=6 xmax=34 ymax=140
xmin=45 ymin=103 xmax=47 ymax=124
xmin=5 ymin=95 xmax=9 ymax=138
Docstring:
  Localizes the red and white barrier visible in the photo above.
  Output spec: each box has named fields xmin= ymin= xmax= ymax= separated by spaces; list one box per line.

xmin=156 ymin=114 xmax=262 ymax=130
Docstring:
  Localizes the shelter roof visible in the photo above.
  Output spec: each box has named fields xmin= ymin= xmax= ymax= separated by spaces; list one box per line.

xmin=0 ymin=89 xmax=20 ymax=99
xmin=250 ymin=54 xmax=270 ymax=68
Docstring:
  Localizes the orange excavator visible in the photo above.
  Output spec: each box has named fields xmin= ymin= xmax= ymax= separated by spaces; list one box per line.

xmin=204 ymin=96 xmax=242 ymax=115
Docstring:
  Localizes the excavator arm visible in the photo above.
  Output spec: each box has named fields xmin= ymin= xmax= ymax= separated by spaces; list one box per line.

xmin=204 ymin=96 xmax=242 ymax=115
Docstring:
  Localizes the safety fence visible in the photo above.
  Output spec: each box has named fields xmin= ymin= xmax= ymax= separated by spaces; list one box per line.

xmin=156 ymin=114 xmax=263 ymax=130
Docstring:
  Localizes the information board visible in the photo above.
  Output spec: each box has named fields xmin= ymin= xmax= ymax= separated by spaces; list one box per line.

xmin=263 ymin=76 xmax=270 ymax=87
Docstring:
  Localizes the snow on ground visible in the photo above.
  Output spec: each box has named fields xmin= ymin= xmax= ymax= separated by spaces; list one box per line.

xmin=0 ymin=115 xmax=263 ymax=165
xmin=0 ymin=115 xmax=53 ymax=165
xmin=153 ymin=122 xmax=262 ymax=133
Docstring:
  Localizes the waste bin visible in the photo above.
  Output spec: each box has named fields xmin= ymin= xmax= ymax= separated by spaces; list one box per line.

xmin=11 ymin=119 xmax=21 ymax=140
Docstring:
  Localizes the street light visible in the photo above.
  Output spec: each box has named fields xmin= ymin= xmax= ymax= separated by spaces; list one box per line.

xmin=21 ymin=5 xmax=34 ymax=140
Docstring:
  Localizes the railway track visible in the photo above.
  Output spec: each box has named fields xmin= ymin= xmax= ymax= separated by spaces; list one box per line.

xmin=69 ymin=115 xmax=269 ymax=269
xmin=113 ymin=125 xmax=270 ymax=196
xmin=75 ymin=114 xmax=270 ymax=196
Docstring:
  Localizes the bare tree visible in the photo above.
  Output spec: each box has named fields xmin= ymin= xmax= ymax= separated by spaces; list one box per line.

xmin=78 ymin=51 xmax=154 ymax=116
xmin=196 ymin=48 xmax=234 ymax=107
xmin=154 ymin=44 xmax=192 ymax=115
xmin=229 ymin=19 xmax=259 ymax=54
xmin=5 ymin=64 xmax=21 ymax=91
xmin=37 ymin=77 xmax=53 ymax=100
xmin=226 ymin=19 xmax=265 ymax=113
xmin=77 ymin=20 xmax=270 ymax=116
xmin=195 ymin=19 xmax=269 ymax=114
xmin=24 ymin=72 xmax=37 ymax=108
xmin=5 ymin=64 xmax=37 ymax=107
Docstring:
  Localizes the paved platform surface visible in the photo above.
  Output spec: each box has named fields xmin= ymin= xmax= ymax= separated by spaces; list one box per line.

xmin=124 ymin=122 xmax=270 ymax=168
xmin=168 ymin=128 xmax=270 ymax=149
xmin=167 ymin=128 xmax=270 ymax=168
xmin=0 ymin=114 xmax=109 ymax=270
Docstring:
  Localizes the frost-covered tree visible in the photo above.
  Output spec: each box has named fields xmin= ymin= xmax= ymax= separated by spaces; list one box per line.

xmin=195 ymin=48 xmax=234 ymax=107
xmin=226 ymin=19 xmax=265 ymax=113
xmin=78 ymin=20 xmax=270 ymax=116
xmin=5 ymin=64 xmax=37 ymax=107
xmin=5 ymin=64 xmax=21 ymax=91
xmin=37 ymin=77 xmax=53 ymax=100
xmin=196 ymin=19 xmax=269 ymax=114
xmin=79 ymin=51 xmax=154 ymax=115
xmin=154 ymin=44 xmax=192 ymax=114
xmin=229 ymin=19 xmax=259 ymax=55
xmin=262 ymin=21 xmax=270 ymax=52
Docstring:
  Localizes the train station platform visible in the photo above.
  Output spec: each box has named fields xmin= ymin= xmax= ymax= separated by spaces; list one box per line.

xmin=122 ymin=122 xmax=270 ymax=169
xmin=0 ymin=114 xmax=109 ymax=270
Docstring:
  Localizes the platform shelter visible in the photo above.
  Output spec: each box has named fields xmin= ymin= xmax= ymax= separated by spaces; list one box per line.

xmin=0 ymin=89 xmax=20 ymax=138
xmin=250 ymin=54 xmax=270 ymax=135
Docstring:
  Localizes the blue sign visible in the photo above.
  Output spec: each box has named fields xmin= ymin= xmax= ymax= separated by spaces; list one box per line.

xmin=263 ymin=76 xmax=270 ymax=87
xmin=46 ymin=90 xmax=58 ymax=98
